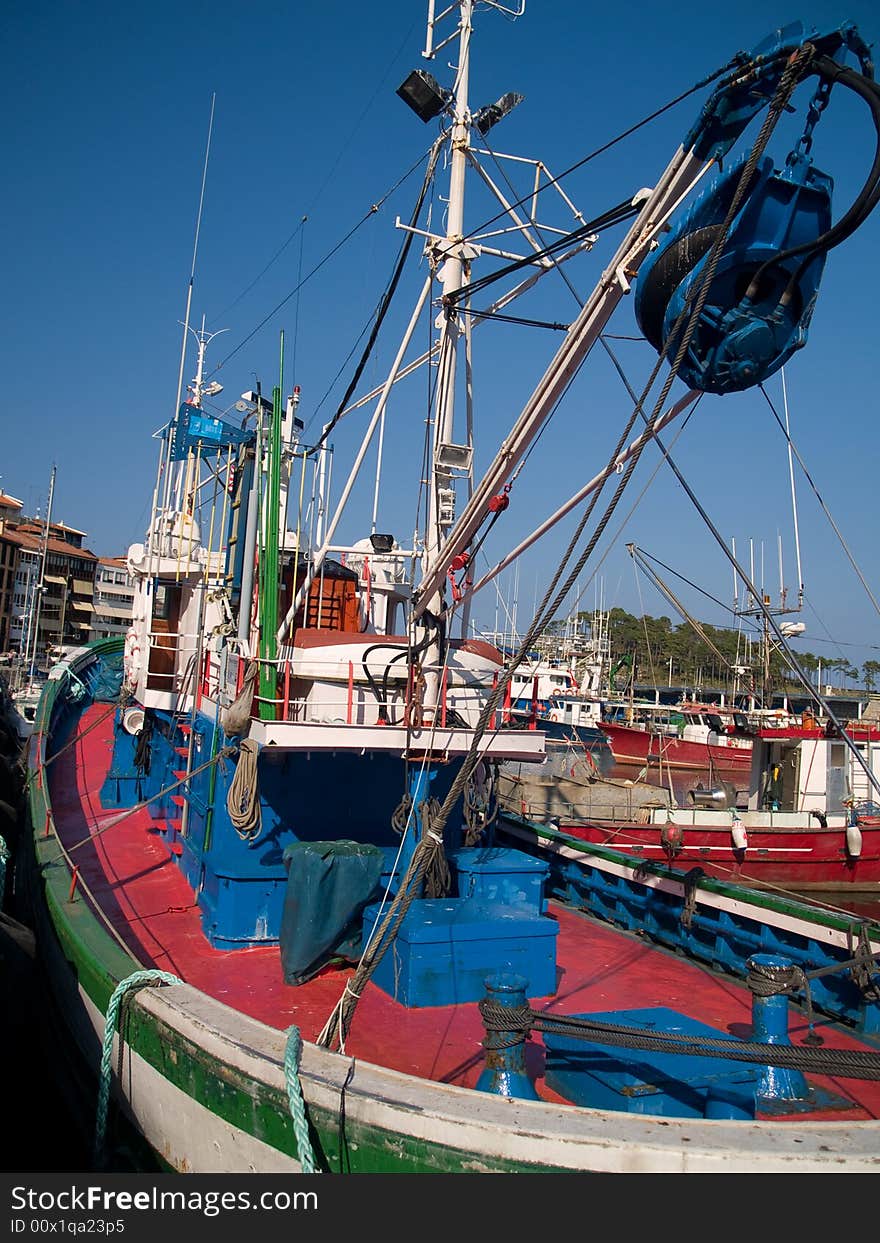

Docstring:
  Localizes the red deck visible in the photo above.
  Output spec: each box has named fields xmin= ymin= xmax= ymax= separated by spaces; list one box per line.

xmin=49 ymin=703 xmax=880 ymax=1120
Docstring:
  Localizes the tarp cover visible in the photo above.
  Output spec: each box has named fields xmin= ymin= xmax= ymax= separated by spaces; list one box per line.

xmin=92 ymin=650 xmax=123 ymax=701
xmin=279 ymin=840 xmax=385 ymax=985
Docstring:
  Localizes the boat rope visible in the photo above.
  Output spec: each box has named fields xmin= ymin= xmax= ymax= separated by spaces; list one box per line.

xmin=283 ymin=1026 xmax=320 ymax=1174
xmin=438 ymin=53 xmax=816 ymax=850
xmin=679 ymin=866 xmax=705 ymax=928
xmin=94 ymin=969 xmax=183 ymax=1167
xmin=746 ymin=958 xmax=821 ymax=1042
xmin=463 ymin=760 xmax=500 ymax=846
xmin=315 ymin=826 xmax=446 ymax=1051
xmin=848 ymin=925 xmax=880 ymax=1002
xmin=63 ymin=744 xmax=237 ymax=855
xmin=226 ymin=739 xmax=262 ymax=843
xmin=477 ymin=998 xmax=880 ymax=1081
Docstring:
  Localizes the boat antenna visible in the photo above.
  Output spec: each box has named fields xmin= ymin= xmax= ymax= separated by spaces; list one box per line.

xmin=164 ymin=92 xmax=216 ymax=513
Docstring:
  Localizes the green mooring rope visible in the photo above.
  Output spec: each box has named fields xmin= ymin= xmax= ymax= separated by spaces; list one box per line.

xmin=95 ymin=972 xmax=319 ymax=1172
xmin=284 ymin=1025 xmax=319 ymax=1173
xmin=94 ymin=969 xmax=183 ymax=1166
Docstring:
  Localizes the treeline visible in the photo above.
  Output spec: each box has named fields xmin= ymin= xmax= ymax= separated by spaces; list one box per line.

xmin=562 ymin=609 xmax=880 ymax=694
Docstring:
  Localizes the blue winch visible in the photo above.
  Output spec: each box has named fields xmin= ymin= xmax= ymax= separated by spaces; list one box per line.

xmin=634 ymin=22 xmax=880 ymax=395
xmin=634 ymin=154 xmax=832 ymax=393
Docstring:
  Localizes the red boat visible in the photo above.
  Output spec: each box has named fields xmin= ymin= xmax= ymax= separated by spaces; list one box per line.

xmin=600 ymin=702 xmax=753 ymax=800
xmin=551 ymin=713 xmax=880 ymax=890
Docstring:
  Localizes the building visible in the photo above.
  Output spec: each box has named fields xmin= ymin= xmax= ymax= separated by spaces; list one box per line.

xmin=91 ymin=557 xmax=135 ymax=639
xmin=4 ymin=521 xmax=98 ymax=663
xmin=0 ymin=492 xmax=25 ymax=652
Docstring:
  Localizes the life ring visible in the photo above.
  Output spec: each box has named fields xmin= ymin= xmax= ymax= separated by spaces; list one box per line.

xmin=124 ymin=628 xmax=142 ymax=687
xmin=549 ymin=711 xmax=560 ymax=723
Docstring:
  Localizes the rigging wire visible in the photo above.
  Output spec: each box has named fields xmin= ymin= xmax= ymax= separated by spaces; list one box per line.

xmin=212 ymin=216 xmax=308 ymax=326
xmin=758 ymin=382 xmax=880 ymax=620
xmin=307 ymin=138 xmax=444 ymax=457
xmin=209 ymin=16 xmax=420 ymax=330
xmin=463 ymin=51 xmax=753 ymax=240
xmin=207 ymin=145 xmax=437 ymax=379
xmin=467 ymin=127 xmax=587 ymax=307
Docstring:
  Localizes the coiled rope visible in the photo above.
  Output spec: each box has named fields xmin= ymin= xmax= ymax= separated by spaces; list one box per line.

xmin=94 ymin=969 xmax=183 ymax=1167
xmin=227 ymin=739 xmax=262 ymax=842
xmin=283 ymin=1026 xmax=320 ymax=1173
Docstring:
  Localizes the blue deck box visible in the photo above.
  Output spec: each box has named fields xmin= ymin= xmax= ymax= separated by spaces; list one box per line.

xmin=544 ymin=1006 xmax=759 ymax=1119
xmin=450 ymin=847 xmax=549 ymax=914
xmin=362 ymin=896 xmax=558 ymax=1007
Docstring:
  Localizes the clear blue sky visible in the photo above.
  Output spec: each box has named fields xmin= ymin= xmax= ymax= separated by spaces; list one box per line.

xmin=3 ymin=1 xmax=879 ymax=676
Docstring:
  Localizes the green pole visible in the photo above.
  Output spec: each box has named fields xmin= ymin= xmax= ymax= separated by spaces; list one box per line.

xmin=258 ymin=334 xmax=284 ymax=718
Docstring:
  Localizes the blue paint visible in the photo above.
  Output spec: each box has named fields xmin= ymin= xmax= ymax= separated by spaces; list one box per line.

xmin=635 ymin=154 xmax=832 ymax=394
xmin=451 ymin=847 xmax=549 ymax=914
xmin=684 ymin=23 xmax=873 ymax=162
xmin=514 ymin=830 xmax=880 ymax=1037
xmin=476 ymin=974 xmax=539 ymax=1100
xmin=748 ymin=954 xmax=811 ymax=1103
xmin=361 ymin=897 xmax=558 ymax=1008
xmin=399 ymin=766 xmax=438 ymax=888
xmin=544 ymin=1007 xmax=758 ymax=1119
xmin=101 ymin=700 xmax=468 ymax=949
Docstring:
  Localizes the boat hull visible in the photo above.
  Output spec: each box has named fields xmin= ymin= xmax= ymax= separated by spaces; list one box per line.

xmin=601 ymin=720 xmax=751 ymax=801
xmin=21 ymin=641 xmax=880 ymax=1173
xmin=546 ymin=814 xmax=880 ymax=888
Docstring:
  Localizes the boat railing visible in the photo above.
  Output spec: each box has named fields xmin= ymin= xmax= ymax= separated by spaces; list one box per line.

xmin=191 ymin=648 xmax=517 ymax=731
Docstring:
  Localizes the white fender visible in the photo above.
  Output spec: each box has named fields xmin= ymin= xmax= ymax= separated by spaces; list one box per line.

xmin=846 ymin=822 xmax=863 ymax=859
xmin=731 ymin=816 xmax=748 ymax=850
xmin=124 ymin=626 xmax=142 ymax=689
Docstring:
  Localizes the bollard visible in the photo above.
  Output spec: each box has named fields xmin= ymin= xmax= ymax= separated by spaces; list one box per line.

xmin=748 ymin=953 xmax=810 ymax=1103
xmin=475 ymin=973 xmax=539 ymax=1100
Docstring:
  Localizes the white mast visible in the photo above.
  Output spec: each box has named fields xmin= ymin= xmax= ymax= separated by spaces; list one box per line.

xmin=424 ymin=0 xmax=473 ymax=576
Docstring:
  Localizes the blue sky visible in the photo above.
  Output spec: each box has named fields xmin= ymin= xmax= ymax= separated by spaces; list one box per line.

xmin=3 ymin=1 xmax=879 ymax=676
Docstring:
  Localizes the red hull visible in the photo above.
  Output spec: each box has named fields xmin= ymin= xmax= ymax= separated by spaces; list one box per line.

xmin=601 ymin=720 xmax=751 ymax=799
xmin=560 ymin=818 xmax=880 ymax=888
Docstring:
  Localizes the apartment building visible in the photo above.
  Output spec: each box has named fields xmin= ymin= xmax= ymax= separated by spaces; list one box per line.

xmin=4 ymin=521 xmax=97 ymax=661
xmin=91 ymin=557 xmax=135 ymax=639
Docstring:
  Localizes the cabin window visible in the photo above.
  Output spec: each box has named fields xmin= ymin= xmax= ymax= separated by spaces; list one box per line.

xmin=153 ymin=584 xmax=172 ymax=621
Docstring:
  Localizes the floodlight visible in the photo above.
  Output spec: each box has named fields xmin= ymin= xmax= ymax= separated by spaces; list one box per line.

xmin=396 ymin=69 xmax=451 ymax=123
xmin=473 ymin=92 xmax=524 ymax=135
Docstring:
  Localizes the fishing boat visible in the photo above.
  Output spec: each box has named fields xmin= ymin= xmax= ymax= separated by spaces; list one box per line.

xmin=588 ymin=697 xmax=753 ymax=797
xmin=513 ymin=706 xmax=880 ymax=890
xmin=19 ymin=5 xmax=880 ymax=1173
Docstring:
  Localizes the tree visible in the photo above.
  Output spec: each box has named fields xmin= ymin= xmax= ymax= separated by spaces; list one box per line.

xmin=863 ymin=660 xmax=880 ymax=693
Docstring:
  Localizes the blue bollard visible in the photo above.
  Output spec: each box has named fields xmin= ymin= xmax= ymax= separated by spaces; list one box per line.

xmin=396 ymin=766 xmax=438 ymax=893
xmin=748 ymin=953 xmax=810 ymax=1103
xmin=476 ymin=973 xmax=539 ymax=1100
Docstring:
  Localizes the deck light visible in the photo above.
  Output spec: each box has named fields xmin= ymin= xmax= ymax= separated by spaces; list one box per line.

xmin=396 ymin=69 xmax=451 ymax=123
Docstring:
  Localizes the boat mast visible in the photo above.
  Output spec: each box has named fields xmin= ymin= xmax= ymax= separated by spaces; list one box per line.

xmin=423 ymin=0 xmax=474 ymax=611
